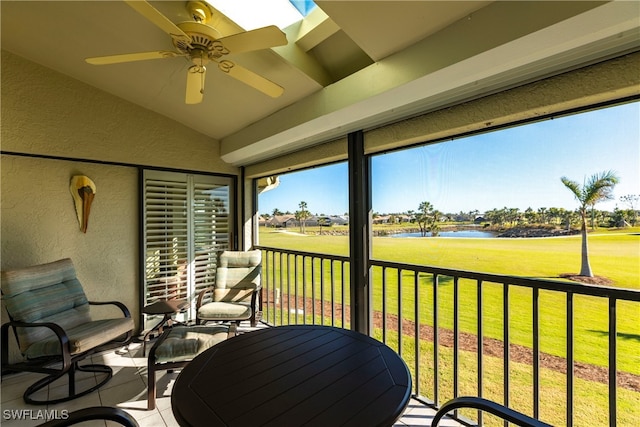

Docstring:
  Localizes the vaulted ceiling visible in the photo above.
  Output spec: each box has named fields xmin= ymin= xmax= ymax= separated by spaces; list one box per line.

xmin=2 ymin=1 xmax=639 ymax=166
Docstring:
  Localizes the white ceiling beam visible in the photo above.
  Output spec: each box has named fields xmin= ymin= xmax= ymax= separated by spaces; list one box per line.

xmin=295 ymin=7 xmax=340 ymax=52
xmin=220 ymin=1 xmax=640 ymax=166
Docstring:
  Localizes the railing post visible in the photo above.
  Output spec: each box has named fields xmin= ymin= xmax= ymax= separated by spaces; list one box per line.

xmin=608 ymin=297 xmax=617 ymax=427
xmin=477 ymin=279 xmax=484 ymax=426
xmin=567 ymin=292 xmax=574 ymax=427
xmin=503 ymin=283 xmax=511 ymax=427
xmin=348 ymin=130 xmax=372 ymax=335
xmin=533 ymin=288 xmax=540 ymax=419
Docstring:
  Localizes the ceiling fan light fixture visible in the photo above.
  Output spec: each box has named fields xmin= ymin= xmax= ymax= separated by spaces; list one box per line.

xmin=186 ymin=64 xmax=206 ymax=104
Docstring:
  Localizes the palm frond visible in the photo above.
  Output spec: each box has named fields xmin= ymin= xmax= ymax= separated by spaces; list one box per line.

xmin=584 ymin=170 xmax=620 ymax=205
xmin=561 ymin=176 xmax=582 ymax=201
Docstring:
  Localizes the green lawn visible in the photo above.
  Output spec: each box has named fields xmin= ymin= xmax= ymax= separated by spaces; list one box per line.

xmin=258 ymin=227 xmax=640 ymax=289
xmin=391 ymin=332 xmax=640 ymax=427
xmin=258 ymin=227 xmax=640 ymax=374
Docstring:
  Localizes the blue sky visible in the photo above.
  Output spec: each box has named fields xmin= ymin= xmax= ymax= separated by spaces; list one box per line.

xmin=259 ymin=102 xmax=639 ymax=216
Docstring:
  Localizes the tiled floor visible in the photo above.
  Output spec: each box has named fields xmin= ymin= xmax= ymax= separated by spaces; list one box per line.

xmin=1 ymin=322 xmax=461 ymax=427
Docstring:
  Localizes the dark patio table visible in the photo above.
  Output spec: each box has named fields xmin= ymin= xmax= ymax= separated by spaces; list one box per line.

xmin=171 ymin=324 xmax=412 ymax=427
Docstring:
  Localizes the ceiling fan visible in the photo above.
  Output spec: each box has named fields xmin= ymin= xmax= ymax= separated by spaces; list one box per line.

xmin=86 ymin=1 xmax=288 ymax=104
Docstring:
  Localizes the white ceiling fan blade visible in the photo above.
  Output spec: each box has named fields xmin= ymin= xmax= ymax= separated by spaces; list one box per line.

xmin=85 ymin=50 xmax=184 ymax=65
xmin=218 ymin=25 xmax=287 ymax=54
xmin=186 ymin=65 xmax=206 ymax=104
xmin=218 ymin=60 xmax=284 ymax=98
xmin=125 ymin=0 xmax=191 ymax=45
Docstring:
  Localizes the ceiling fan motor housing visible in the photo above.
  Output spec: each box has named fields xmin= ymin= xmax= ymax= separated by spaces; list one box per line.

xmin=174 ymin=22 xmax=228 ymax=65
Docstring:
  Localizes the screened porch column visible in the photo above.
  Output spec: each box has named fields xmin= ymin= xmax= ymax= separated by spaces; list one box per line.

xmin=348 ymin=130 xmax=373 ymax=335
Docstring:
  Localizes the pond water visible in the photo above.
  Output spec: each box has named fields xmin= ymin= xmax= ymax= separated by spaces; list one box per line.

xmin=389 ymin=230 xmax=498 ymax=238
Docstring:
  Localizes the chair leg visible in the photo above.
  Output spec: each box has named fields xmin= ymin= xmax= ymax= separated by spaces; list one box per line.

xmin=227 ymin=323 xmax=238 ymax=338
xmin=24 ymin=370 xmax=67 ymax=405
xmin=23 ymin=361 xmax=113 ymax=405
xmin=147 ymin=361 xmax=156 ymax=410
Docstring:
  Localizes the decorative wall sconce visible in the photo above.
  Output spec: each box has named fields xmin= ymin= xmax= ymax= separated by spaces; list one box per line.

xmin=70 ymin=175 xmax=96 ymax=233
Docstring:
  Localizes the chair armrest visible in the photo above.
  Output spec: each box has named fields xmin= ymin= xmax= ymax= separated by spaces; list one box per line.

xmin=432 ymin=396 xmax=553 ymax=427
xmin=37 ymin=406 xmax=139 ymax=427
xmin=147 ymin=328 xmax=173 ymax=363
xmin=1 ymin=320 xmax=72 ymax=369
xmin=195 ymin=287 xmax=214 ymax=310
xmin=89 ymin=301 xmax=131 ymax=318
xmin=250 ymin=288 xmax=259 ymax=307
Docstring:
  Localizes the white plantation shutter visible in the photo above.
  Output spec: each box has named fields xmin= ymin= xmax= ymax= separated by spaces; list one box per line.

xmin=192 ymin=181 xmax=231 ymax=299
xmin=143 ymin=170 xmax=233 ymax=321
xmin=144 ymin=174 xmax=189 ymax=303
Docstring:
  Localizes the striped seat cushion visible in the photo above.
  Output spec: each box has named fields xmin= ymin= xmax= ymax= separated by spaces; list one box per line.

xmin=197 ymin=301 xmax=252 ymax=321
xmin=154 ymin=325 xmax=229 ymax=363
xmin=24 ymin=317 xmax=134 ymax=359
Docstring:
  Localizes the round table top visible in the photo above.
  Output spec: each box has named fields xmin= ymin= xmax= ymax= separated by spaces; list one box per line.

xmin=171 ymin=325 xmax=412 ymax=427
xmin=142 ymin=299 xmax=188 ymax=315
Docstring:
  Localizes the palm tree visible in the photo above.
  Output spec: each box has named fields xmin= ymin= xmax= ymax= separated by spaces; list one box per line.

xmin=561 ymin=170 xmax=619 ymax=277
xmin=297 ymin=201 xmax=310 ymax=233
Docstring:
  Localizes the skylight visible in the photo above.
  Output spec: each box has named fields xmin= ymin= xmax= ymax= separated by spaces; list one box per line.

xmin=205 ymin=0 xmax=316 ymax=30
xmin=289 ymin=0 xmax=317 ymax=17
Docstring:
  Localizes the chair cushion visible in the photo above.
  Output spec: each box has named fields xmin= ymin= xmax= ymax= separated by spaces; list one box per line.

xmin=24 ymin=317 xmax=134 ymax=359
xmin=1 ymin=259 xmax=92 ymax=353
xmin=218 ymin=250 xmax=261 ymax=269
xmin=154 ymin=325 xmax=229 ymax=363
xmin=214 ymin=250 xmax=261 ymax=294
xmin=197 ymin=301 xmax=252 ymax=321
xmin=213 ymin=288 xmax=254 ymax=302
xmin=215 ymin=267 xmax=260 ymax=291
xmin=1 ymin=258 xmax=79 ymax=296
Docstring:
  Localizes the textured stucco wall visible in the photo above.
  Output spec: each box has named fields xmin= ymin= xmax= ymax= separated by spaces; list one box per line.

xmin=1 ymin=50 xmax=238 ymax=362
xmin=1 ymin=51 xmax=237 ymax=173
xmin=1 ymin=155 xmax=138 ymax=304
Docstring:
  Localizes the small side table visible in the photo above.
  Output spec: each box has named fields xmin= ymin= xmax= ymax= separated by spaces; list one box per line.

xmin=142 ymin=299 xmax=189 ymax=355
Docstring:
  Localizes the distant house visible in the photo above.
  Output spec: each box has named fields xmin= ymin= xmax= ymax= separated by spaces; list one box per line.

xmin=313 ymin=216 xmax=346 ymax=226
xmin=474 ymin=216 xmax=487 ymax=224
xmin=304 ymin=216 xmax=328 ymax=227
xmin=329 ymin=215 xmax=349 ymax=226
xmin=396 ymin=215 xmax=412 ymax=223
xmin=372 ymin=215 xmax=390 ymax=224
xmin=267 ymin=214 xmax=298 ymax=228
xmin=262 ymin=214 xmax=348 ymax=228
